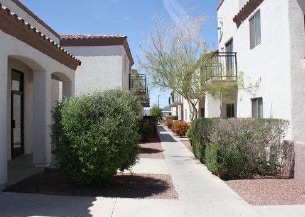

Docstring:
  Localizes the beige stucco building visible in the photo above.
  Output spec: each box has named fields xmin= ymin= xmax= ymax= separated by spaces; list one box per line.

xmin=0 ymin=0 xmax=81 ymax=190
xmin=209 ymin=0 xmax=305 ymax=142
xmin=61 ymin=34 xmax=134 ymax=96
xmin=0 ymin=0 xmax=149 ymax=191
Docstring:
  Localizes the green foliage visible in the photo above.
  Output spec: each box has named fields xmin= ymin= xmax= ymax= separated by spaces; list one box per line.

xmin=171 ymin=120 xmax=190 ymax=137
xmin=185 ymin=129 xmax=192 ymax=139
xmin=190 ymin=118 xmax=216 ymax=162
xmin=149 ymin=104 xmax=162 ymax=119
xmin=51 ymin=90 xmax=141 ymax=185
xmin=190 ymin=118 xmax=289 ymax=180
xmin=139 ymin=116 xmax=158 ymax=140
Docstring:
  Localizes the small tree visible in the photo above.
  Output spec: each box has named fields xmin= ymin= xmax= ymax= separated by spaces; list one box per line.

xmin=140 ymin=16 xmax=241 ymax=121
xmin=149 ymin=104 xmax=162 ymax=120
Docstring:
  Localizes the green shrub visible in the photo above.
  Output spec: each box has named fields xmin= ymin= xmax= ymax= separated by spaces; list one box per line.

xmin=171 ymin=120 xmax=190 ymax=137
xmin=139 ymin=118 xmax=157 ymax=140
xmin=51 ymin=90 xmax=141 ymax=185
xmin=190 ymin=118 xmax=217 ymax=163
xmin=185 ymin=129 xmax=192 ymax=139
xmin=190 ymin=118 xmax=289 ymax=179
xmin=149 ymin=105 xmax=162 ymax=120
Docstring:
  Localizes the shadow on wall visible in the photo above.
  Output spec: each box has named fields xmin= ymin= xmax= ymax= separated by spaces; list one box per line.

xmin=297 ymin=0 xmax=305 ymax=13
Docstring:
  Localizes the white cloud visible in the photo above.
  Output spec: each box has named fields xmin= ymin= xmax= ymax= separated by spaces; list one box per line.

xmin=163 ymin=0 xmax=190 ymax=24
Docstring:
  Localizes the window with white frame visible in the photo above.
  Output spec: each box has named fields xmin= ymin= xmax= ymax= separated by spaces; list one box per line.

xmin=251 ymin=97 xmax=263 ymax=118
xmin=249 ymin=10 xmax=261 ymax=49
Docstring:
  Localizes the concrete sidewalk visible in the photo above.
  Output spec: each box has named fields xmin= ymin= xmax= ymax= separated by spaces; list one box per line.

xmin=1 ymin=125 xmax=305 ymax=217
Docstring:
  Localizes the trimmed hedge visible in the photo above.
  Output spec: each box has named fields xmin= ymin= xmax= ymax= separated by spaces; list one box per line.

xmin=51 ymin=90 xmax=141 ymax=185
xmin=139 ymin=116 xmax=158 ymax=140
xmin=190 ymin=118 xmax=289 ymax=180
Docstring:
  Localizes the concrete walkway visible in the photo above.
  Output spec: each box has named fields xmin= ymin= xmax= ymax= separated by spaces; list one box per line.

xmin=1 ymin=125 xmax=305 ymax=217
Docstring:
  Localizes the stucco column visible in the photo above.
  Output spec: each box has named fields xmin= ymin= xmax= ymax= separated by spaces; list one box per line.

xmin=0 ymin=56 xmax=8 ymax=190
xmin=33 ymin=71 xmax=52 ymax=167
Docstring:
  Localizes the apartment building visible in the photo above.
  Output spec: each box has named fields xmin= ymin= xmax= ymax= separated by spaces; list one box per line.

xmin=0 ymin=0 xmax=81 ymax=190
xmin=208 ymin=0 xmax=305 ymax=142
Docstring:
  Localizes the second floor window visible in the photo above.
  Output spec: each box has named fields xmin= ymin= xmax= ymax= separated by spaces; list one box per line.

xmin=225 ymin=39 xmax=234 ymax=73
xmin=249 ymin=10 xmax=261 ymax=49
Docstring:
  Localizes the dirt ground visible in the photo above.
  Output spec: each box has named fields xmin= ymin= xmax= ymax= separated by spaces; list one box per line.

xmin=5 ymin=134 xmax=178 ymax=199
xmin=181 ymin=139 xmax=305 ymax=205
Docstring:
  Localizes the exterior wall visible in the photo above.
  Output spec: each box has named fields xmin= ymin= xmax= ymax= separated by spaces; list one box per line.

xmin=63 ymin=45 xmax=130 ymax=95
xmin=121 ymin=52 xmax=131 ymax=90
xmin=216 ymin=0 xmax=305 ymax=141
xmin=0 ymin=54 xmax=8 ymax=191
xmin=235 ymin=0 xmax=291 ymax=121
xmin=0 ymin=0 xmax=59 ymax=44
xmin=183 ymin=99 xmax=189 ymax=122
xmin=205 ymin=93 xmax=222 ymax=117
xmin=289 ymin=0 xmax=305 ymax=142
xmin=0 ymin=30 xmax=75 ymax=189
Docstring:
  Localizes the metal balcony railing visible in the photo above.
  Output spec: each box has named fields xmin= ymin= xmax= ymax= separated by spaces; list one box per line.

xmin=129 ymin=74 xmax=147 ymax=93
xmin=203 ymin=52 xmax=238 ymax=82
xmin=169 ymin=92 xmax=183 ymax=107
xmin=129 ymin=74 xmax=150 ymax=107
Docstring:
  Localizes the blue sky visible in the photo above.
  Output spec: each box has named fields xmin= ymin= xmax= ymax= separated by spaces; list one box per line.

xmin=20 ymin=0 xmax=219 ymax=108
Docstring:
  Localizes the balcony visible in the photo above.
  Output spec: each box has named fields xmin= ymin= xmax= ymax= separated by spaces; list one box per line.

xmin=202 ymin=52 xmax=237 ymax=82
xmin=129 ymin=74 xmax=150 ymax=107
xmin=169 ymin=92 xmax=183 ymax=107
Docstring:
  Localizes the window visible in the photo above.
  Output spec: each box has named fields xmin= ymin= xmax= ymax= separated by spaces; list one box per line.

xmin=252 ymin=97 xmax=263 ymax=118
xmin=249 ymin=10 xmax=261 ymax=49
xmin=226 ymin=104 xmax=235 ymax=118
xmin=225 ymin=39 xmax=234 ymax=73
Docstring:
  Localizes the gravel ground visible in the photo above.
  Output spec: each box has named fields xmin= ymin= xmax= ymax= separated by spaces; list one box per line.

xmin=5 ymin=170 xmax=178 ymax=199
xmin=227 ymin=178 xmax=305 ymax=205
xmin=5 ymin=133 xmax=178 ymax=199
xmin=181 ymin=138 xmax=305 ymax=206
xmin=138 ymin=136 xmax=165 ymax=159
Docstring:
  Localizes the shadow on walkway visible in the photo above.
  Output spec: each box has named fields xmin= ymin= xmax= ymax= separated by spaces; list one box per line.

xmin=157 ymin=126 xmax=177 ymax=142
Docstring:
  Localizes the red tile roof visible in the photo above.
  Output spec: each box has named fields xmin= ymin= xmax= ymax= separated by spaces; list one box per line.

xmin=61 ymin=34 xmax=127 ymax=40
xmin=0 ymin=3 xmax=81 ymax=70
xmin=10 ymin=0 xmax=59 ymax=39
xmin=217 ymin=0 xmax=225 ymax=11
xmin=233 ymin=0 xmax=264 ymax=27
xmin=60 ymin=34 xmax=134 ymax=66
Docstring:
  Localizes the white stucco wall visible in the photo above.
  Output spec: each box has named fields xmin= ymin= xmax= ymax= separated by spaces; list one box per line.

xmin=0 ymin=0 xmax=59 ymax=44
xmin=288 ymin=0 xmax=305 ymax=142
xmin=63 ymin=45 xmax=130 ymax=95
xmin=205 ymin=93 xmax=222 ymax=118
xmin=216 ymin=0 xmax=305 ymax=140
xmin=0 ymin=30 xmax=76 ymax=188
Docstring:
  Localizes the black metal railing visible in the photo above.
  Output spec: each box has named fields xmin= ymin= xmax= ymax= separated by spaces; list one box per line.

xmin=129 ymin=74 xmax=150 ymax=107
xmin=129 ymin=74 xmax=147 ymax=93
xmin=202 ymin=52 xmax=238 ymax=82
xmin=169 ymin=92 xmax=183 ymax=106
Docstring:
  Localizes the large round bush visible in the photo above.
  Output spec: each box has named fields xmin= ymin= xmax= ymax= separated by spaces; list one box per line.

xmin=51 ymin=90 xmax=141 ymax=185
